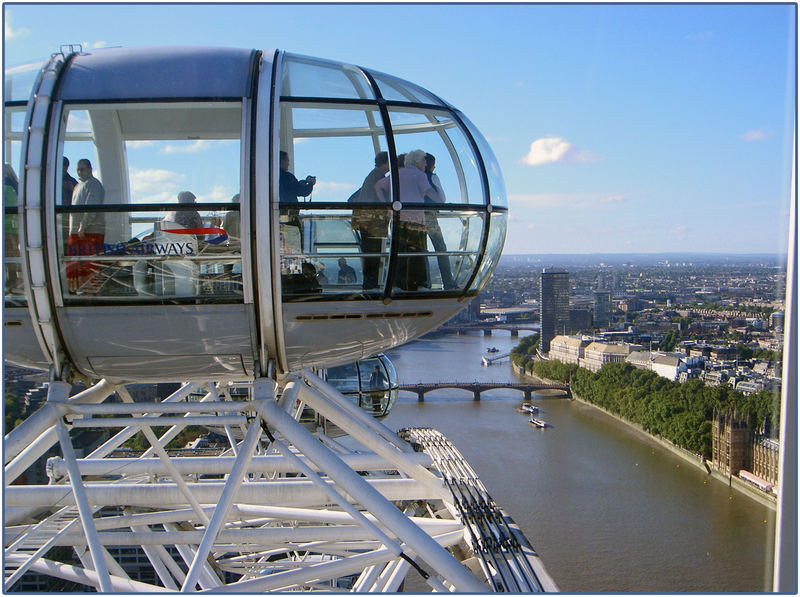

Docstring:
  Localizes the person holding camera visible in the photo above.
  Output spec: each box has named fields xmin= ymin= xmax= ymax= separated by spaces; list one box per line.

xmin=279 ymin=150 xmax=316 ymax=203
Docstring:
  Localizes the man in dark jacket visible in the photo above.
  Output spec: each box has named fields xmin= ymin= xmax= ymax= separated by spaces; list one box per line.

xmin=279 ymin=150 xmax=316 ymax=203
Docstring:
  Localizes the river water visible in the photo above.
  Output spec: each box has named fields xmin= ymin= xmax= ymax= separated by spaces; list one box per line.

xmin=382 ymin=331 xmax=776 ymax=593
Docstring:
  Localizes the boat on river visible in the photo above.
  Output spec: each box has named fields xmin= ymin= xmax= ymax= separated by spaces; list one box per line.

xmin=487 ymin=347 xmax=499 ymax=353
xmin=522 ymin=403 xmax=539 ymax=414
xmin=528 ymin=417 xmax=548 ymax=429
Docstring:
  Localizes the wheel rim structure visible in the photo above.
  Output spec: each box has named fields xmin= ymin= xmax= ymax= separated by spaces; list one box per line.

xmin=3 ymin=373 xmax=557 ymax=592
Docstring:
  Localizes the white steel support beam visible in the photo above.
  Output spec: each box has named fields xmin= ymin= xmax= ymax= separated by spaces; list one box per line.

xmin=25 ymin=523 xmax=462 ymax=547
xmin=140 ymin=426 xmax=210 ymax=525
xmin=101 ymin=544 xmax=131 ymax=580
xmin=164 ymin=523 xmax=220 ymax=590
xmin=85 ymin=382 xmax=202 ymax=459
xmin=70 ymin=415 xmax=246 ymax=428
xmin=258 ymin=397 xmax=485 ymax=592
xmin=4 ymin=508 xmax=83 ymax=590
xmin=181 ymin=397 xmax=266 ymax=592
xmin=351 ymin=564 xmax=381 ymax=592
xmin=46 ymin=451 xmax=432 ymax=478
xmin=54 ymin=417 xmax=113 ymax=593
xmin=299 ymin=371 xmax=413 ymax=453
xmin=207 ymin=383 xmax=240 ymax=457
xmin=139 ymin=389 xmax=217 ymax=460
xmin=5 ymin=380 xmax=117 ymax=463
xmin=267 ymin=435 xmax=405 ymax=558
xmin=128 ymin=518 xmax=187 ymax=588
xmin=117 ymin=386 xmax=211 ymax=526
xmin=67 ymin=399 xmax=259 ymax=416
xmin=131 ymin=524 xmax=180 ymax=590
xmin=5 ymin=478 xmax=438 ymax=508
xmin=294 ymin=380 xmax=449 ymax=500
xmin=5 ymin=555 xmax=170 ymax=592
xmin=5 ymin=426 xmax=59 ymax=486
xmin=376 ymin=556 xmax=412 ymax=592
xmin=212 ymin=530 xmax=466 ymax=593
xmin=5 ymin=380 xmax=120 ymax=485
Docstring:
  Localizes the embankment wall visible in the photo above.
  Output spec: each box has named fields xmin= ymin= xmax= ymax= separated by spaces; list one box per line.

xmin=511 ymin=361 xmax=777 ymax=510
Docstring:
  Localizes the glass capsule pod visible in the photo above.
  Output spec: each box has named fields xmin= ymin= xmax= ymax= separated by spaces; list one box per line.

xmin=3 ymin=47 xmax=507 ymax=382
xmin=323 ymin=354 xmax=398 ymax=418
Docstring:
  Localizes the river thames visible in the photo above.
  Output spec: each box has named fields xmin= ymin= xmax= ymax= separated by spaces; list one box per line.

xmin=382 ymin=331 xmax=776 ymax=592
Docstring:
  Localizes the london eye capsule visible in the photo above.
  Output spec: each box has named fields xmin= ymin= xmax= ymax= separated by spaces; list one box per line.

xmin=3 ymin=46 xmax=507 ymax=382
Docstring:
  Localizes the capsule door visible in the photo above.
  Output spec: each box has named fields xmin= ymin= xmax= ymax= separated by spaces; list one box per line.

xmin=31 ymin=48 xmax=262 ymax=382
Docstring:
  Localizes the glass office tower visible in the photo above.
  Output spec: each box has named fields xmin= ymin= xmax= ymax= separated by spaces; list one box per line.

xmin=540 ymin=268 xmax=569 ymax=354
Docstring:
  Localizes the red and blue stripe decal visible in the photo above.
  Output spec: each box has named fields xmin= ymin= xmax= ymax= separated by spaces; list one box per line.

xmin=162 ymin=227 xmax=229 ymax=245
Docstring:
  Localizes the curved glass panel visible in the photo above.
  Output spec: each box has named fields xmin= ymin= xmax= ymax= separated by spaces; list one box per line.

xmin=358 ymin=357 xmax=390 ymax=416
xmin=390 ymin=210 xmax=485 ymax=296
xmin=281 ymin=53 xmax=374 ymax=100
xmin=459 ymin=113 xmax=507 ymax=208
xmin=3 ymin=168 xmax=22 ymax=304
xmin=4 ymin=60 xmax=44 ymax=103
xmin=325 ymin=361 xmax=360 ymax=394
xmin=379 ymin=353 xmax=398 ymax=385
xmin=324 ymin=355 xmax=399 ymax=419
xmin=57 ymin=102 xmax=243 ymax=302
xmin=280 ymin=207 xmax=393 ymax=299
xmin=4 ymin=95 xmax=27 ymax=304
xmin=279 ymin=102 xmax=388 ymax=204
xmin=368 ymin=70 xmax=444 ymax=105
xmin=469 ymin=211 xmax=507 ymax=293
xmin=388 ymin=108 xmax=485 ymax=206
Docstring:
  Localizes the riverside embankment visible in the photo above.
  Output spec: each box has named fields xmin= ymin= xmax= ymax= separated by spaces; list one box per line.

xmin=512 ymin=361 xmax=778 ymax=510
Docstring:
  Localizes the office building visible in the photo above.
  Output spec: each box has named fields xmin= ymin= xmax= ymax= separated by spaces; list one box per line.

xmin=593 ymin=290 xmax=612 ymax=329
xmin=540 ymin=268 xmax=570 ymax=354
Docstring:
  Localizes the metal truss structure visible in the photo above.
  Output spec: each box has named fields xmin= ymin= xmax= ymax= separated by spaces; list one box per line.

xmin=4 ymin=371 xmax=558 ymax=592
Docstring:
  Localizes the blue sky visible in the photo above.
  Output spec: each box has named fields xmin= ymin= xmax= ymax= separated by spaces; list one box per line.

xmin=4 ymin=3 xmax=796 ymax=255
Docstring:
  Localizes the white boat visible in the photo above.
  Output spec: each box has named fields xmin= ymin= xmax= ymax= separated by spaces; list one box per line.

xmin=528 ymin=417 xmax=547 ymax=429
xmin=521 ymin=403 xmax=539 ymax=414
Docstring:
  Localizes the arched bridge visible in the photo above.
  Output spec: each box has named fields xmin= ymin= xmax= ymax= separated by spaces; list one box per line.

xmin=398 ymin=381 xmax=570 ymax=401
xmin=439 ymin=323 xmax=539 ymax=337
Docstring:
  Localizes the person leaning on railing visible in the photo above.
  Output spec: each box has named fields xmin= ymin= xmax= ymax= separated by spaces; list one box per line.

xmin=424 ymin=153 xmax=455 ymax=290
xmin=375 ymin=149 xmax=431 ymax=291
xmin=351 ymin=151 xmax=390 ymax=290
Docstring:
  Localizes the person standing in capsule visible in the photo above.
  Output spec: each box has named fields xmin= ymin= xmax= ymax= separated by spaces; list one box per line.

xmin=375 ymin=149 xmax=431 ymax=291
xmin=279 ymin=150 xmax=316 ymax=203
xmin=66 ymin=159 xmax=105 ymax=293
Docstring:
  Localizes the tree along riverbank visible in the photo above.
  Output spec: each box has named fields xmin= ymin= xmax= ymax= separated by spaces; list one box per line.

xmin=512 ymin=336 xmax=777 ymax=459
xmin=511 ymin=360 xmax=777 ymax=510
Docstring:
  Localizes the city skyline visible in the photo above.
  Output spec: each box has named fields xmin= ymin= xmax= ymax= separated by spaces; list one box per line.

xmin=4 ymin=3 xmax=795 ymax=255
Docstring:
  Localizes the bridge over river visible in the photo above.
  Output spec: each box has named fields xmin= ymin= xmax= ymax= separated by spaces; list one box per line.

xmin=398 ymin=381 xmax=570 ymax=401
xmin=438 ymin=323 xmax=539 ymax=337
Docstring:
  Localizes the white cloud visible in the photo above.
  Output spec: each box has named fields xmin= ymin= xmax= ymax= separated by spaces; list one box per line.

xmin=520 ymin=137 xmax=572 ymax=166
xmin=508 ymin=192 xmax=628 ymax=209
xmin=311 ymin=180 xmax=359 ymax=201
xmin=198 ymin=185 xmax=236 ymax=202
xmin=126 ymin=141 xmax=156 ymax=149
xmin=519 ymin=136 xmax=598 ymax=166
xmin=161 ymin=140 xmax=214 ymax=154
xmin=81 ymin=40 xmax=109 ymax=50
xmin=131 ymin=190 xmax=176 ymax=205
xmin=66 ymin=112 xmax=92 ymax=133
xmin=130 ymin=168 xmax=184 ymax=198
xmin=5 ymin=14 xmax=31 ymax=40
xmin=740 ymin=129 xmax=771 ymax=142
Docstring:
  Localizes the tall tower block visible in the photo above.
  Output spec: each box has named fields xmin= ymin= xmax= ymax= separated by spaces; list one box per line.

xmin=540 ymin=268 xmax=569 ymax=354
